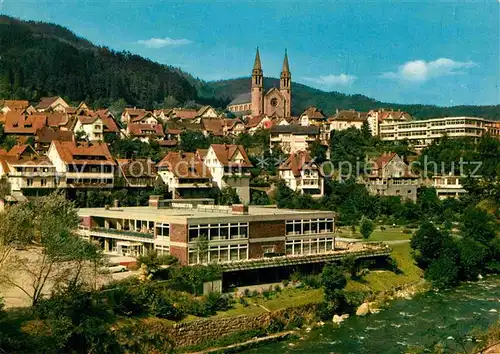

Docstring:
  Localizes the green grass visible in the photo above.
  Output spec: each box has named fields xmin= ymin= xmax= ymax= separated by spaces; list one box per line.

xmin=345 ymin=243 xmax=423 ymax=293
xmin=338 ymin=226 xmax=414 ymax=241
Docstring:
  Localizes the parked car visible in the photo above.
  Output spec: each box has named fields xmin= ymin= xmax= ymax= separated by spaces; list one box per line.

xmin=98 ymin=265 xmax=128 ymax=274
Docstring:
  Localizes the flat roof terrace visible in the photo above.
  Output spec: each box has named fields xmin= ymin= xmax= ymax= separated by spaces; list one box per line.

xmin=78 ymin=204 xmax=335 ymax=225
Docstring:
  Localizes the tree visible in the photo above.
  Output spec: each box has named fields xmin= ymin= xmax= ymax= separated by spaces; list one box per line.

xmin=460 ymin=206 xmax=496 ymax=245
xmin=179 ymin=130 xmax=210 ymax=152
xmin=218 ymin=186 xmax=241 ymax=205
xmin=308 ymin=140 xmax=327 ymax=164
xmin=0 ymin=193 xmax=102 ymax=307
xmin=424 ymin=247 xmax=460 ymax=288
xmin=108 ymin=98 xmax=128 ymax=119
xmin=321 ymin=263 xmax=347 ymax=304
xmin=359 ymin=216 xmax=375 ymax=239
xmin=410 ymin=222 xmax=452 ymax=269
xmin=160 ymin=95 xmax=179 ymax=109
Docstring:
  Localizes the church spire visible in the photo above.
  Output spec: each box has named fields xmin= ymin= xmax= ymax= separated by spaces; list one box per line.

xmin=253 ymin=47 xmax=262 ymax=71
xmin=281 ymin=49 xmax=290 ymax=73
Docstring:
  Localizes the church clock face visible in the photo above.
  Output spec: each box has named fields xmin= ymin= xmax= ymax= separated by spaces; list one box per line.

xmin=270 ymin=98 xmax=279 ymax=107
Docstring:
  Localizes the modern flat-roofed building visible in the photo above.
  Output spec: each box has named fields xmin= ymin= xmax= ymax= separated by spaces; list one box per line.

xmin=432 ymin=175 xmax=467 ymax=200
xmin=379 ymin=116 xmax=498 ymax=149
xmin=78 ymin=199 xmax=336 ymax=265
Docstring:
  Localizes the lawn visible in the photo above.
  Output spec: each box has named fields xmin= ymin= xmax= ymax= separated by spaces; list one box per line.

xmin=337 ymin=226 xmax=414 ymax=241
xmin=345 ymin=243 xmax=423 ymax=293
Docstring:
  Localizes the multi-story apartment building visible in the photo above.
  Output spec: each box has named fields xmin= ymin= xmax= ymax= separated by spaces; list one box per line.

xmin=364 ymin=153 xmax=420 ymax=201
xmin=279 ymin=151 xmax=324 ymax=197
xmin=367 ymin=109 xmax=412 ymax=136
xmin=328 ymin=110 xmax=368 ymax=132
xmin=270 ymin=125 xmax=320 ymax=153
xmin=203 ymin=144 xmax=253 ymax=203
xmin=48 ymin=141 xmax=116 ymax=189
xmin=379 ymin=117 xmax=498 ymax=149
xmin=0 ymin=145 xmax=60 ymax=199
xmin=77 ymin=199 xmax=337 ymax=263
xmin=432 ymin=175 xmax=467 ymax=200
xmin=157 ymin=152 xmax=214 ymax=199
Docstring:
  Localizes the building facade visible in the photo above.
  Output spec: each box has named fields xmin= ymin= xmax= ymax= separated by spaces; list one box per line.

xmin=78 ymin=200 xmax=336 ymax=263
xmin=270 ymin=125 xmax=320 ymax=153
xmin=279 ymin=151 xmax=324 ymax=197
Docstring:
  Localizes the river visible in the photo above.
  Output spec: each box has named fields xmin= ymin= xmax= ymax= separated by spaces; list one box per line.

xmin=246 ymin=275 xmax=500 ymax=353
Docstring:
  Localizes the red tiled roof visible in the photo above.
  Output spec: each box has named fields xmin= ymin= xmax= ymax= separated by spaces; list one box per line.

xmin=35 ymin=126 xmax=74 ymax=144
xmin=159 ymin=139 xmax=178 ymax=147
xmin=51 ymin=141 xmax=115 ymax=165
xmin=301 ymin=107 xmax=326 ymax=120
xmin=201 ymin=118 xmax=224 ymax=136
xmin=127 ymin=123 xmax=164 ymax=137
xmin=36 ymin=96 xmax=63 ymax=110
xmin=210 ymin=144 xmax=253 ymax=168
xmin=157 ymin=151 xmax=212 ymax=179
xmin=78 ymin=116 xmax=101 ymax=124
xmin=46 ymin=112 xmax=68 ymax=127
xmin=372 ymin=153 xmax=397 ymax=170
xmin=279 ymin=151 xmax=317 ymax=177
xmin=246 ymin=115 xmax=271 ymax=128
xmin=328 ymin=110 xmax=368 ymax=122
xmin=172 ymin=109 xmax=198 ymax=120
xmin=4 ymin=111 xmax=47 ymax=134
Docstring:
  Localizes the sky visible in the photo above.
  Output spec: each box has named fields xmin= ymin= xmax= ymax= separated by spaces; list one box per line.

xmin=1 ymin=0 xmax=499 ymax=106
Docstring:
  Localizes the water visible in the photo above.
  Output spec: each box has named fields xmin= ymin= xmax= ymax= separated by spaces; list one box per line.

xmin=246 ymin=276 xmax=500 ymax=353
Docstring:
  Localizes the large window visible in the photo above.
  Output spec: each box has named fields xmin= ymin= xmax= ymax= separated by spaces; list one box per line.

xmin=286 ymin=218 xmax=334 ymax=235
xmin=188 ymin=222 xmax=249 ymax=242
xmin=155 ymin=223 xmax=170 ymax=237
xmin=189 ymin=244 xmax=248 ymax=264
xmin=285 ymin=237 xmax=334 ymax=255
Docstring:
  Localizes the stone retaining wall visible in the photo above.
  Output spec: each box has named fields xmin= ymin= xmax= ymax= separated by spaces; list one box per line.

xmin=147 ymin=303 xmax=320 ymax=348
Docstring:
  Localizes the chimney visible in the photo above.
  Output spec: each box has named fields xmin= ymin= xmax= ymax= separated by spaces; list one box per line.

xmin=149 ymin=195 xmax=161 ymax=208
xmin=113 ymin=199 xmax=119 ymax=208
xmin=232 ymin=204 xmax=249 ymax=215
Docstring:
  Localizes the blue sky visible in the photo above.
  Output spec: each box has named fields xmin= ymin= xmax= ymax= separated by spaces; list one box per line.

xmin=1 ymin=0 xmax=499 ymax=106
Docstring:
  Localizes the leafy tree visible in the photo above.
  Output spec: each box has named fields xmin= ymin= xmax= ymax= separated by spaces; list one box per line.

xmin=410 ymin=222 xmax=452 ymax=269
xmin=321 ymin=263 xmax=347 ymax=304
xmin=160 ymin=95 xmax=179 ymax=109
xmin=109 ymin=98 xmax=127 ymax=119
xmin=179 ymin=130 xmax=210 ymax=152
xmin=457 ymin=238 xmax=489 ymax=280
xmin=218 ymin=186 xmax=241 ymax=205
xmin=308 ymin=140 xmax=328 ymax=164
xmin=460 ymin=206 xmax=496 ymax=245
xmin=359 ymin=216 xmax=375 ymax=239
xmin=0 ymin=193 xmax=102 ymax=306
xmin=424 ymin=247 xmax=460 ymax=288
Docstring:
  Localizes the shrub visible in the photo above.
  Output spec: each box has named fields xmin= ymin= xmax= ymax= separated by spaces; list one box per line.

xmin=287 ymin=315 xmax=304 ymax=329
xmin=239 ymin=297 xmax=249 ymax=307
xmin=402 ymin=228 xmax=412 ymax=234
xmin=244 ymin=288 xmax=251 ymax=297
xmin=360 ymin=217 xmax=375 ymax=239
xmin=302 ymin=274 xmax=322 ymax=289
xmin=106 ymin=286 xmax=144 ymax=317
xmin=274 ymin=285 xmax=282 ymax=293
xmin=267 ymin=317 xmax=285 ymax=333
xmin=201 ymin=292 xmax=232 ymax=315
xmin=282 ymin=279 xmax=289 ymax=288
xmin=380 ymin=226 xmax=386 ymax=231
xmin=148 ymin=295 xmax=184 ymax=320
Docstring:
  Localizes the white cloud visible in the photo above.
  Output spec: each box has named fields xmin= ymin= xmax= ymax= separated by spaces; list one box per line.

xmin=303 ymin=73 xmax=357 ymax=88
xmin=382 ymin=58 xmax=476 ymax=82
xmin=136 ymin=37 xmax=192 ymax=48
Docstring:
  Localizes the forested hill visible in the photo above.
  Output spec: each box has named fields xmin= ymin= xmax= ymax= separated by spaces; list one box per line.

xmin=0 ymin=15 xmax=198 ymax=108
xmin=198 ymin=77 xmax=500 ymax=120
xmin=0 ymin=16 xmax=498 ymax=119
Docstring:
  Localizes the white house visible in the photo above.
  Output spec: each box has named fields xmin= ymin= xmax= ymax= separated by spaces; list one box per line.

xmin=270 ymin=125 xmax=320 ymax=153
xmin=279 ymin=151 xmax=324 ymax=197
xmin=203 ymin=144 xmax=253 ymax=203
xmin=73 ymin=116 xmax=104 ymax=141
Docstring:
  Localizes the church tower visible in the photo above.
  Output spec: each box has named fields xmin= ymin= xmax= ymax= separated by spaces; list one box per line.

xmin=251 ymin=48 xmax=264 ymax=117
xmin=280 ymin=50 xmax=292 ymax=117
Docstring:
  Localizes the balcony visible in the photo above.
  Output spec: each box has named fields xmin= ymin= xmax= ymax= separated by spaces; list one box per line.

xmin=86 ymin=227 xmax=155 ymax=243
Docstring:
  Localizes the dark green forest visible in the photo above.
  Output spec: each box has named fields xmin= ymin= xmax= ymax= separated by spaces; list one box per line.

xmin=0 ymin=15 xmax=499 ymax=120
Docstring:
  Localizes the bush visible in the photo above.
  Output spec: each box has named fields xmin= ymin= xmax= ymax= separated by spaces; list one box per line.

xmin=282 ymin=279 xmax=289 ymax=288
xmin=287 ymin=315 xmax=304 ymax=329
xmin=402 ymin=228 xmax=412 ymax=234
xmin=302 ymin=274 xmax=322 ymax=289
xmin=148 ymin=295 xmax=184 ymax=320
xmin=201 ymin=292 xmax=232 ymax=315
xmin=106 ymin=286 xmax=144 ymax=317
xmin=239 ymin=297 xmax=249 ymax=307
xmin=267 ymin=317 xmax=285 ymax=333
xmin=274 ymin=285 xmax=282 ymax=293
xmin=244 ymin=288 xmax=251 ymax=297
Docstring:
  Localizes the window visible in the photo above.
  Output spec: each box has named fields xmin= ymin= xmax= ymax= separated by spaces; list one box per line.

xmin=155 ymin=223 xmax=170 ymax=237
xmin=41 ymin=179 xmax=47 ymax=187
xmin=26 ymin=178 xmax=33 ymax=186
xmin=286 ymin=218 xmax=334 ymax=235
xmin=189 ymin=222 xmax=248 ymax=241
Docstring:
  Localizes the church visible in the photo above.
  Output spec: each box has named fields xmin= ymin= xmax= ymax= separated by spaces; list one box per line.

xmin=227 ymin=49 xmax=292 ymax=118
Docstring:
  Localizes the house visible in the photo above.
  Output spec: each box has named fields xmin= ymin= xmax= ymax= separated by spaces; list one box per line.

xmin=95 ymin=109 xmax=121 ymax=135
xmin=279 ymin=151 xmax=324 ymax=197
xmin=245 ymin=114 xmax=274 ymax=134
xmin=270 ymin=125 xmax=320 ymax=153
xmin=157 ymin=152 xmax=214 ymax=199
xmin=0 ymin=100 xmax=30 ymax=114
xmin=4 ymin=111 xmax=47 ymax=136
xmin=121 ymin=108 xmax=157 ymax=125
xmin=201 ymin=118 xmax=225 ymax=136
xmin=367 ymin=109 xmax=412 ymax=136
xmin=116 ymin=159 xmax=157 ymax=188
xmin=153 ymin=109 xmax=173 ymax=121
xmin=224 ymin=118 xmax=246 ymax=135
xmin=34 ymin=126 xmax=74 ymax=153
xmin=197 ymin=105 xmax=219 ymax=118
xmin=47 ymin=141 xmax=116 ymax=189
xmin=299 ymin=107 xmax=327 ymax=127
xmin=126 ymin=123 xmax=164 ymax=143
xmin=328 ymin=110 xmax=368 ymax=132
xmin=0 ymin=145 xmax=60 ymax=199
xmin=203 ymin=144 xmax=253 ymax=203
xmin=168 ymin=108 xmax=200 ymax=122
xmin=364 ymin=153 xmax=419 ymax=201
xmin=73 ymin=116 xmax=104 ymax=141
xmin=35 ymin=96 xmax=69 ymax=112
xmin=432 ymin=175 xmax=467 ymax=200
